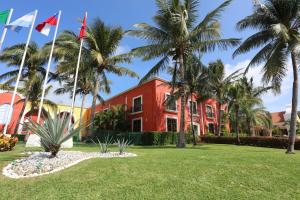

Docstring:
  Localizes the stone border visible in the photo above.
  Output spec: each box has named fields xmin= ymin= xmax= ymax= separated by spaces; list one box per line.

xmin=2 ymin=151 xmax=137 ymax=179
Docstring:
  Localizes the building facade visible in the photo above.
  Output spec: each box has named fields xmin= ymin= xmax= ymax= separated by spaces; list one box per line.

xmin=89 ymin=78 xmax=229 ymax=135
xmin=0 ymin=78 xmax=229 ymax=137
xmin=0 ymin=91 xmax=89 ymax=135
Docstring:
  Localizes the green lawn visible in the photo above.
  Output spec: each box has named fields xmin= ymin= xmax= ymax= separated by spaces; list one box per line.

xmin=1 ymin=143 xmax=300 ymax=200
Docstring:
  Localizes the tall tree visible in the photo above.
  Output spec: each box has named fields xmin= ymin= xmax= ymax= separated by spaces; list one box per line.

xmin=168 ymin=55 xmax=207 ymax=145
xmin=227 ymin=80 xmax=261 ymax=143
xmin=0 ymin=42 xmax=54 ymax=134
xmin=240 ymin=77 xmax=273 ymax=136
xmin=206 ymin=59 xmax=242 ymax=136
xmin=127 ymin=0 xmax=240 ymax=147
xmin=53 ymin=19 xmax=138 ymax=136
xmin=55 ymin=67 xmax=111 ymax=140
xmin=233 ymin=0 xmax=300 ymax=153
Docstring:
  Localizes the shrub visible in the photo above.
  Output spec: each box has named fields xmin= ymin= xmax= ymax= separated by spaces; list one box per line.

xmin=200 ymin=136 xmax=300 ymax=150
xmin=92 ymin=135 xmax=113 ymax=153
xmin=26 ymin=113 xmax=82 ymax=158
xmin=116 ymin=138 xmax=131 ymax=155
xmin=0 ymin=134 xmax=18 ymax=152
xmin=91 ymin=131 xmax=197 ymax=146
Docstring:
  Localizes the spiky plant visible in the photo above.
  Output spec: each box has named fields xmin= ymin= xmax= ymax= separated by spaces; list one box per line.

xmin=92 ymin=135 xmax=113 ymax=154
xmin=116 ymin=138 xmax=131 ymax=155
xmin=26 ymin=113 xmax=82 ymax=158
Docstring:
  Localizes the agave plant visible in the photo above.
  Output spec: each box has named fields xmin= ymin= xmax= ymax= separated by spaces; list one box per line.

xmin=116 ymin=138 xmax=131 ymax=155
xmin=26 ymin=113 xmax=82 ymax=158
xmin=92 ymin=135 xmax=113 ymax=154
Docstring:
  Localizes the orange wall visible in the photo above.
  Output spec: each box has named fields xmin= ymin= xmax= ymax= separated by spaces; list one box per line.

xmin=0 ymin=92 xmax=25 ymax=134
xmin=90 ymin=78 xmax=229 ymax=134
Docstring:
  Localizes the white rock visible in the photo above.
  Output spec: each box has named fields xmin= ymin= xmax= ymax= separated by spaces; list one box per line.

xmin=3 ymin=151 xmax=137 ymax=179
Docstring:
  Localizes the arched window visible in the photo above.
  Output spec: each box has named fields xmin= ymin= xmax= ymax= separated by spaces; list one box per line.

xmin=0 ymin=104 xmax=13 ymax=124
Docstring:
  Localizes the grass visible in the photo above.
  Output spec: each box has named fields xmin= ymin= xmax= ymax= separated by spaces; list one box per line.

xmin=1 ymin=143 xmax=300 ymax=200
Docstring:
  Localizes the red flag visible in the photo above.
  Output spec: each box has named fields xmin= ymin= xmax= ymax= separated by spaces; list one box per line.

xmin=79 ymin=14 xmax=87 ymax=39
xmin=35 ymin=13 xmax=58 ymax=36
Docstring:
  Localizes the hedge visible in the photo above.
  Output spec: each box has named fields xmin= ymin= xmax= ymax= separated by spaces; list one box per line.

xmin=87 ymin=130 xmax=197 ymax=146
xmin=200 ymin=136 xmax=300 ymax=150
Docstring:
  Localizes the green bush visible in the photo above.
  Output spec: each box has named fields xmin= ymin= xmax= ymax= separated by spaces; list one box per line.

xmin=90 ymin=131 xmax=195 ymax=146
xmin=201 ymin=136 xmax=300 ymax=150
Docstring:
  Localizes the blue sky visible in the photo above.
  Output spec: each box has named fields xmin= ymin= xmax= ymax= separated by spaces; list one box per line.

xmin=0 ymin=0 xmax=297 ymax=112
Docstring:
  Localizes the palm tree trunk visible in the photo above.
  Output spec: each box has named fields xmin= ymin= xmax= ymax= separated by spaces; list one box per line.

xmin=14 ymin=96 xmax=28 ymax=135
xmin=235 ymin=105 xmax=240 ymax=144
xmin=287 ymin=52 xmax=298 ymax=154
xmin=217 ymin=101 xmax=222 ymax=136
xmin=190 ymin=94 xmax=196 ymax=145
xmin=89 ymin=78 xmax=100 ymax=136
xmin=78 ymin=93 xmax=86 ymax=142
xmin=177 ymin=48 xmax=186 ymax=148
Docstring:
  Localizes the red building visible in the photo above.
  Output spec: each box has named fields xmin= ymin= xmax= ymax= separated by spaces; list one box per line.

xmin=91 ymin=77 xmax=229 ymax=135
xmin=0 ymin=92 xmax=25 ymax=134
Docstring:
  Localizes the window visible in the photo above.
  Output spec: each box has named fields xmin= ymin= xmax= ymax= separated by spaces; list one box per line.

xmin=132 ymin=96 xmax=142 ymax=113
xmin=166 ymin=117 xmax=177 ymax=132
xmin=189 ymin=101 xmax=198 ymax=115
xmin=208 ymin=123 xmax=215 ymax=133
xmin=103 ymin=108 xmax=109 ymax=113
xmin=192 ymin=124 xmax=199 ymax=135
xmin=0 ymin=104 xmax=12 ymax=124
xmin=132 ymin=118 xmax=142 ymax=132
xmin=165 ymin=94 xmax=177 ymax=111
xmin=206 ymin=105 xmax=214 ymax=118
xmin=220 ymin=110 xmax=225 ymax=122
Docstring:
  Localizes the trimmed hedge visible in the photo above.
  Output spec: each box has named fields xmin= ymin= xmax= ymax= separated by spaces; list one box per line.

xmin=201 ymin=136 xmax=300 ymax=150
xmin=89 ymin=131 xmax=197 ymax=146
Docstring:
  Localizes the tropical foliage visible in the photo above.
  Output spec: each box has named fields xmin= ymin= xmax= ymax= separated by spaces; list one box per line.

xmin=233 ymin=0 xmax=300 ymax=153
xmin=127 ymin=0 xmax=240 ymax=147
xmin=0 ymin=42 xmax=56 ymax=134
xmin=206 ymin=59 xmax=242 ymax=136
xmin=52 ymin=19 xmax=138 ymax=136
xmin=26 ymin=113 xmax=82 ymax=157
xmin=94 ymin=105 xmax=130 ymax=132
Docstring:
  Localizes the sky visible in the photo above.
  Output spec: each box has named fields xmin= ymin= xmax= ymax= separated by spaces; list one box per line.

xmin=0 ymin=0 xmax=297 ymax=112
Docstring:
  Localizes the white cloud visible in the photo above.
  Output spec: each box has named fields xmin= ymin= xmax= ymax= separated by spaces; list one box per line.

xmin=225 ymin=59 xmax=296 ymax=112
xmin=115 ymin=45 xmax=131 ymax=55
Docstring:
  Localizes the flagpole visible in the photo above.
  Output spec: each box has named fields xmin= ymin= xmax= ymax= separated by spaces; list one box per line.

xmin=37 ymin=10 xmax=61 ymax=124
xmin=68 ymin=12 xmax=87 ymax=130
xmin=0 ymin=8 xmax=13 ymax=51
xmin=3 ymin=10 xmax=38 ymax=135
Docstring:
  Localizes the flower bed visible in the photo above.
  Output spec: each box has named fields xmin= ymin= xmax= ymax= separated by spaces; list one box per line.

xmin=3 ymin=151 xmax=137 ymax=179
xmin=0 ymin=134 xmax=18 ymax=152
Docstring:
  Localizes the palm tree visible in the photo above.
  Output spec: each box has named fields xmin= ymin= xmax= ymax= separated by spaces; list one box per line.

xmin=240 ymin=77 xmax=273 ymax=136
xmin=127 ymin=0 xmax=239 ymax=147
xmin=0 ymin=42 xmax=54 ymax=134
xmin=206 ymin=60 xmax=242 ymax=136
xmin=168 ymin=55 xmax=207 ymax=145
xmin=55 ymin=67 xmax=111 ymax=140
xmin=227 ymin=80 xmax=261 ymax=143
xmin=233 ymin=0 xmax=300 ymax=153
xmin=241 ymin=105 xmax=272 ymax=136
xmin=53 ymin=18 xmax=139 ymax=136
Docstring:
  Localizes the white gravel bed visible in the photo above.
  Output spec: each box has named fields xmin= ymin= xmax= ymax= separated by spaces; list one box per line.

xmin=3 ymin=151 xmax=137 ymax=179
